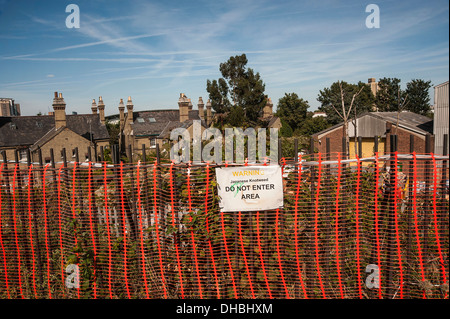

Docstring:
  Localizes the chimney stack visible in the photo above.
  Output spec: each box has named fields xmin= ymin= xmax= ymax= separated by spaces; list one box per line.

xmin=368 ymin=78 xmax=379 ymax=97
xmin=178 ymin=93 xmax=189 ymax=123
xmin=97 ymin=96 xmax=105 ymax=124
xmin=53 ymin=91 xmax=66 ymax=129
xmin=126 ymin=96 xmax=134 ymax=126
xmin=91 ymin=99 xmax=97 ymax=114
xmin=263 ymin=97 xmax=273 ymax=119
xmin=197 ymin=97 xmax=204 ymax=120
xmin=119 ymin=98 xmax=125 ymax=129
xmin=206 ymin=99 xmax=212 ymax=126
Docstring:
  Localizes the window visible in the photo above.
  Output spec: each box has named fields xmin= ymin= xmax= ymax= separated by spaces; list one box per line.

xmin=150 ymin=138 xmax=157 ymax=148
xmin=19 ymin=149 xmax=28 ymax=161
xmin=137 ymin=117 xmax=145 ymax=123
xmin=148 ymin=117 xmax=156 ymax=123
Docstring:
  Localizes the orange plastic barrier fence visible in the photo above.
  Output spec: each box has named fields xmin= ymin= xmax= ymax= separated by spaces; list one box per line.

xmin=0 ymin=152 xmax=448 ymax=299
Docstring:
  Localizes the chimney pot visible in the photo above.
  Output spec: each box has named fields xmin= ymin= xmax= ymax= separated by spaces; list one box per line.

xmin=198 ymin=97 xmax=204 ymax=120
xmin=206 ymin=99 xmax=212 ymax=126
xmin=52 ymin=91 xmax=66 ymax=129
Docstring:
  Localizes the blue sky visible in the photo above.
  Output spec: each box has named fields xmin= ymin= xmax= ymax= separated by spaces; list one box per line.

xmin=0 ymin=0 xmax=448 ymax=116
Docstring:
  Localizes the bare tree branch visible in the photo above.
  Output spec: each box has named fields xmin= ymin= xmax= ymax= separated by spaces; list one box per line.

xmin=345 ymin=86 xmax=364 ymax=120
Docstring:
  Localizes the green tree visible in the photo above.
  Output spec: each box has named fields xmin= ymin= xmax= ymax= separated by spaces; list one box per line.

xmin=275 ymin=93 xmax=309 ymax=132
xmin=206 ymin=78 xmax=230 ymax=114
xmin=375 ymin=77 xmax=405 ymax=112
xmin=298 ymin=115 xmax=331 ymax=136
xmin=227 ymin=105 xmax=244 ymax=127
xmin=317 ymin=80 xmax=375 ymax=125
xmin=279 ymin=119 xmax=293 ymax=137
xmin=404 ymin=79 xmax=433 ymax=116
xmin=206 ymin=54 xmax=266 ymax=125
xmin=317 ymin=80 xmax=374 ymax=157
xmin=106 ymin=122 xmax=120 ymax=146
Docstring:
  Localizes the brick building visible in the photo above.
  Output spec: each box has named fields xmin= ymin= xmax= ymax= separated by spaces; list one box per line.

xmin=116 ymin=94 xmax=281 ymax=161
xmin=116 ymin=94 xmax=209 ymax=161
xmin=0 ymin=92 xmax=110 ymax=163
xmin=311 ymin=111 xmax=434 ymax=159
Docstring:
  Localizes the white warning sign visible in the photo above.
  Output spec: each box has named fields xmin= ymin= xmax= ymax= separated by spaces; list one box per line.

xmin=215 ymin=165 xmax=284 ymax=212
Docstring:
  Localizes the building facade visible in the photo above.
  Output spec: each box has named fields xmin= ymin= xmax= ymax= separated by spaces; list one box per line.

xmin=0 ymin=98 xmax=21 ymax=116
xmin=312 ymin=111 xmax=434 ymax=159
xmin=117 ymin=94 xmax=210 ymax=161
xmin=433 ymin=81 xmax=449 ymax=155
xmin=0 ymin=92 xmax=110 ymax=163
xmin=115 ymin=93 xmax=281 ymax=162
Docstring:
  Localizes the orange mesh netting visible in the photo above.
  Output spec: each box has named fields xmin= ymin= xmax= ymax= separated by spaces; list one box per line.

xmin=0 ymin=152 xmax=448 ymax=299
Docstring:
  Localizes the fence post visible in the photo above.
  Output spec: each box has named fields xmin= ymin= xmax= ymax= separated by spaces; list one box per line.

xmin=94 ymin=144 xmax=98 ymax=162
xmin=128 ymin=144 xmax=137 ymax=241
xmin=442 ymin=134 xmax=448 ymax=192
xmin=48 ymin=149 xmax=58 ymax=262
xmin=14 ymin=150 xmax=26 ymax=222
xmin=37 ymin=148 xmax=43 ymax=184
xmin=154 ymin=143 xmax=166 ymax=293
xmin=156 ymin=143 xmax=161 ymax=164
xmin=324 ymin=137 xmax=332 ymax=285
xmin=374 ymin=136 xmax=379 ymax=155
xmin=14 ymin=149 xmax=32 ymax=295
xmin=358 ymin=136 xmax=363 ymax=158
xmin=26 ymin=148 xmax=44 ymax=297
xmin=404 ymin=135 xmax=415 ymax=298
xmin=308 ymin=137 xmax=316 ymax=296
xmin=387 ymin=134 xmax=398 ymax=298
xmin=422 ymin=134 xmax=432 ymax=270
xmin=127 ymin=144 xmax=133 ymax=163
xmin=293 ymin=138 xmax=299 ymax=297
xmin=1 ymin=151 xmax=12 ymax=225
xmin=74 ymin=147 xmax=79 ymax=164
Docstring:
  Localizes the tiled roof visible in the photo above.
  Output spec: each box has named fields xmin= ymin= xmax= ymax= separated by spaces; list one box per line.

xmin=0 ymin=114 xmax=109 ymax=148
xmin=312 ymin=111 xmax=433 ymax=137
xmin=130 ymin=109 xmax=203 ymax=137
xmin=372 ymin=112 xmax=433 ymax=134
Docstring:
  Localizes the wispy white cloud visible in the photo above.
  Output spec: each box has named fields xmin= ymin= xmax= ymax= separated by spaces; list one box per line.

xmin=0 ymin=0 xmax=447 ymax=114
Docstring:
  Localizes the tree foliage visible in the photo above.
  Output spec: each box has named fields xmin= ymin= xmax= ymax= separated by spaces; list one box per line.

xmin=275 ymin=93 xmax=309 ymax=132
xmin=297 ymin=115 xmax=331 ymax=136
xmin=206 ymin=54 xmax=266 ymax=125
xmin=375 ymin=77 xmax=432 ymax=116
xmin=404 ymin=79 xmax=433 ymax=116
xmin=317 ymin=80 xmax=375 ymax=125
xmin=375 ymin=77 xmax=405 ymax=112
